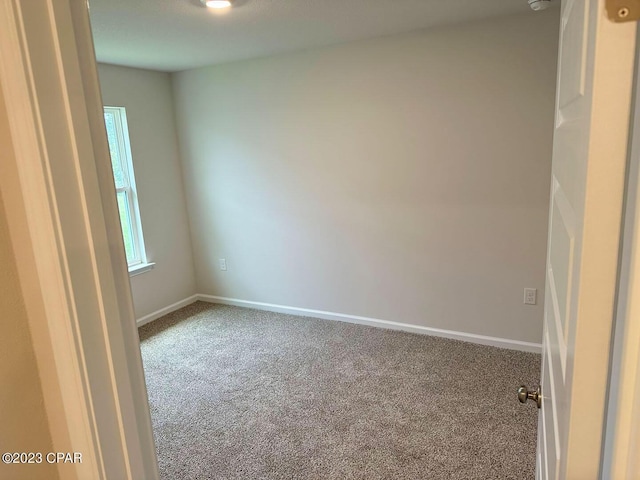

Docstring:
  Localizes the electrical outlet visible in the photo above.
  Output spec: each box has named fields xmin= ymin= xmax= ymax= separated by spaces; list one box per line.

xmin=524 ymin=288 xmax=537 ymax=305
xmin=219 ymin=258 xmax=227 ymax=271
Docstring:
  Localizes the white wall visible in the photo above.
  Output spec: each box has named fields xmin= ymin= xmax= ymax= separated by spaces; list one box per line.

xmin=173 ymin=11 xmax=559 ymax=345
xmin=98 ymin=64 xmax=196 ymax=319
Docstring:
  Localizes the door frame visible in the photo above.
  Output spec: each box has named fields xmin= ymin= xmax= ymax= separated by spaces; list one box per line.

xmin=0 ymin=0 xmax=158 ymax=479
xmin=602 ymin=25 xmax=640 ymax=477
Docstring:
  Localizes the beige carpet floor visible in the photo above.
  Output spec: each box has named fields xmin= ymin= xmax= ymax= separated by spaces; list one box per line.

xmin=139 ymin=301 xmax=540 ymax=479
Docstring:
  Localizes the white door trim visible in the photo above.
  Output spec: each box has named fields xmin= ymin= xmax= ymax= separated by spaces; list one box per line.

xmin=0 ymin=1 xmax=158 ymax=478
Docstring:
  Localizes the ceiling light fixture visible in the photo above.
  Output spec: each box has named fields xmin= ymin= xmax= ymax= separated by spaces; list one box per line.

xmin=201 ymin=0 xmax=232 ymax=8
xmin=528 ymin=0 xmax=552 ymax=11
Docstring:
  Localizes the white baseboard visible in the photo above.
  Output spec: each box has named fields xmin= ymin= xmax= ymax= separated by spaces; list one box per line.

xmin=197 ymin=294 xmax=542 ymax=353
xmin=136 ymin=293 xmax=542 ymax=353
xmin=136 ymin=295 xmax=199 ymax=327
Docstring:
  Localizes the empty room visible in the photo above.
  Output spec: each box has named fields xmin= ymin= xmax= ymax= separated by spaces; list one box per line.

xmin=2 ymin=0 xmax=639 ymax=479
xmin=92 ymin=0 xmax=557 ymax=476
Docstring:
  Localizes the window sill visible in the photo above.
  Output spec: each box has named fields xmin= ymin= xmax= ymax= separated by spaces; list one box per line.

xmin=128 ymin=262 xmax=155 ymax=277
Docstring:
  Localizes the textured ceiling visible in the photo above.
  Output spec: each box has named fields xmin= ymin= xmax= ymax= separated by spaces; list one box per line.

xmin=89 ymin=0 xmax=542 ymax=72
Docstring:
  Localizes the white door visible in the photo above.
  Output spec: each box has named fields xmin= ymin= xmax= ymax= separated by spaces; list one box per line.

xmin=534 ymin=1 xmax=636 ymax=478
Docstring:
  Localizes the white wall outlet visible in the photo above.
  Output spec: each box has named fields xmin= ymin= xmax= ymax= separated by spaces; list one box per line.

xmin=219 ymin=258 xmax=227 ymax=271
xmin=524 ymin=288 xmax=537 ymax=305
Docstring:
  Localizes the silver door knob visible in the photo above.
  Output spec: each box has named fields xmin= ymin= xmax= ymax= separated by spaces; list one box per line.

xmin=518 ymin=385 xmax=541 ymax=408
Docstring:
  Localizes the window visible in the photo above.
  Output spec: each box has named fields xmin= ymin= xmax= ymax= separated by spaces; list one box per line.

xmin=104 ymin=106 xmax=153 ymax=275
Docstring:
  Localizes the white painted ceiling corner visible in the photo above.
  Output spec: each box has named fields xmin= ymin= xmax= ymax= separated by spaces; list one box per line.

xmin=89 ymin=0 xmax=557 ymax=73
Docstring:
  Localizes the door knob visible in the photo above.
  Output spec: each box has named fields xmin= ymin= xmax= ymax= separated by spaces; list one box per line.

xmin=518 ymin=385 xmax=541 ymax=408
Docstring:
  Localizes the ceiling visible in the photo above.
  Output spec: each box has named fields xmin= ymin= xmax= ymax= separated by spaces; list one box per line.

xmin=89 ymin=0 xmax=540 ymax=73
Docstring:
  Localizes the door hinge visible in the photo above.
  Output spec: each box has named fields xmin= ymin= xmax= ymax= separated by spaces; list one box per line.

xmin=607 ymin=0 xmax=640 ymax=22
